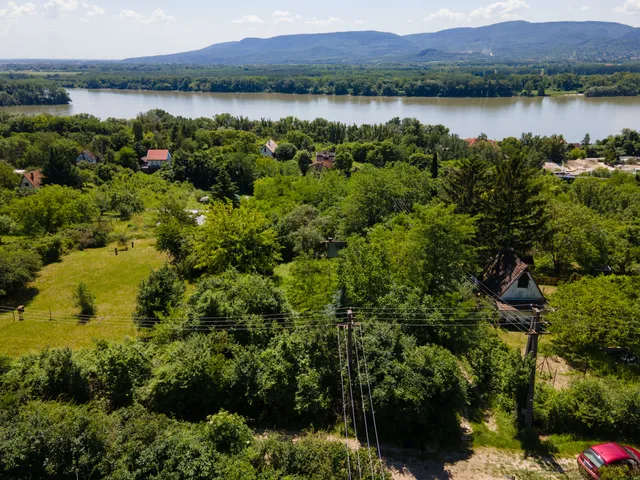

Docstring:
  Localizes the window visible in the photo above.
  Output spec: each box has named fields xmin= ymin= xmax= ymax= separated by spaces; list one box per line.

xmin=583 ymin=449 xmax=605 ymax=469
xmin=517 ymin=273 xmax=530 ymax=289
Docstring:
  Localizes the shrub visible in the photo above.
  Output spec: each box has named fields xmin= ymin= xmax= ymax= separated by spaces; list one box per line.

xmin=33 ymin=235 xmax=64 ymax=264
xmin=73 ymin=281 xmax=97 ymax=316
xmin=85 ymin=339 xmax=152 ymax=409
xmin=275 ymin=142 xmax=298 ymax=161
xmin=0 ymin=401 xmax=109 ymax=478
xmin=134 ymin=264 xmax=185 ymax=326
xmin=205 ymin=410 xmax=253 ymax=454
xmin=141 ymin=334 xmax=231 ymax=420
xmin=0 ymin=247 xmax=42 ymax=297
xmin=3 ymin=348 xmax=89 ymax=402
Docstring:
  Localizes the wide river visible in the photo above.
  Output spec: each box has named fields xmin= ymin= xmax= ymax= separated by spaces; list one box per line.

xmin=2 ymin=88 xmax=640 ymax=140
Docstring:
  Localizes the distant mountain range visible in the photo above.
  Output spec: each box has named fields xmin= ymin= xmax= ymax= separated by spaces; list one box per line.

xmin=124 ymin=21 xmax=640 ymax=64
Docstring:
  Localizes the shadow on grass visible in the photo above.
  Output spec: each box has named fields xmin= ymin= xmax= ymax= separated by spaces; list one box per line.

xmin=75 ymin=313 xmax=96 ymax=325
xmin=2 ymin=286 xmax=40 ymax=309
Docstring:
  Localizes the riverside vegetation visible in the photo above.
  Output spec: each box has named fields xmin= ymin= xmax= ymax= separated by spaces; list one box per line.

xmin=0 ymin=111 xmax=639 ymax=478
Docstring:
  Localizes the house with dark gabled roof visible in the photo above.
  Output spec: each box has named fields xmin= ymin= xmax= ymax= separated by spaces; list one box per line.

xmin=481 ymin=249 xmax=545 ymax=313
xmin=260 ymin=139 xmax=278 ymax=158
xmin=310 ymin=151 xmax=336 ymax=171
xmin=76 ymin=150 xmax=98 ymax=164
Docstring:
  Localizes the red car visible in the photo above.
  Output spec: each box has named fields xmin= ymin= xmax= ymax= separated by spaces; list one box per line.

xmin=577 ymin=442 xmax=640 ymax=479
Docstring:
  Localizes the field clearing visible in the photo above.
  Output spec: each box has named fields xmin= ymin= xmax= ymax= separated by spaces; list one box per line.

xmin=0 ymin=238 xmax=166 ymax=357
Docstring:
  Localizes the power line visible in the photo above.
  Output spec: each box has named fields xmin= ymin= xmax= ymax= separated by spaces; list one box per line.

xmin=357 ymin=325 xmax=384 ymax=476
xmin=343 ymin=326 xmax=363 ymax=480
xmin=354 ymin=322 xmax=375 ymax=480
xmin=336 ymin=327 xmax=352 ymax=480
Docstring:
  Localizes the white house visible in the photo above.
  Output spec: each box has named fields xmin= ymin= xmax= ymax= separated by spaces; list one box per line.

xmin=76 ymin=150 xmax=98 ymax=164
xmin=19 ymin=169 xmax=43 ymax=189
xmin=260 ymin=140 xmax=278 ymax=158
xmin=481 ymin=249 xmax=545 ymax=321
xmin=141 ymin=149 xmax=172 ymax=171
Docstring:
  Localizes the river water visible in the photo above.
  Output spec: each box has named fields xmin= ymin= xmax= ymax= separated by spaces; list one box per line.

xmin=2 ymin=88 xmax=639 ymax=140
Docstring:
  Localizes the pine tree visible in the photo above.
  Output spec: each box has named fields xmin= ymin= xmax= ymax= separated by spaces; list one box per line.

xmin=430 ymin=151 xmax=439 ymax=179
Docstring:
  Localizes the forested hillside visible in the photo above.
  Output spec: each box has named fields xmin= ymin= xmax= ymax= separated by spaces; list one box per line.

xmin=125 ymin=21 xmax=640 ymax=64
xmin=0 ymin=111 xmax=638 ymax=478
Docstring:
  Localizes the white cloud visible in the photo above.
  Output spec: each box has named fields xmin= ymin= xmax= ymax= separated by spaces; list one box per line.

xmin=354 ymin=19 xmax=364 ymax=24
xmin=470 ymin=0 xmax=530 ymax=19
xmin=615 ymin=0 xmax=640 ymax=13
xmin=232 ymin=14 xmax=264 ymax=24
xmin=580 ymin=5 xmax=590 ymax=10
xmin=120 ymin=8 xmax=174 ymax=24
xmin=424 ymin=8 xmax=466 ymax=21
xmin=83 ymin=3 xmax=104 ymax=17
xmin=0 ymin=1 xmax=36 ymax=19
xmin=44 ymin=0 xmax=77 ymax=11
xmin=273 ymin=11 xmax=294 ymax=23
xmin=305 ymin=16 xmax=341 ymax=25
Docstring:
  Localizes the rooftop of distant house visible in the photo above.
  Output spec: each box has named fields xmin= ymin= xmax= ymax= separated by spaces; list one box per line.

xmin=143 ymin=149 xmax=171 ymax=162
xmin=22 ymin=169 xmax=43 ymax=188
xmin=315 ymin=151 xmax=335 ymax=162
xmin=264 ymin=139 xmax=278 ymax=154
xmin=465 ymin=137 xmax=496 ymax=147
xmin=481 ymin=249 xmax=533 ymax=298
xmin=79 ymin=150 xmax=97 ymax=161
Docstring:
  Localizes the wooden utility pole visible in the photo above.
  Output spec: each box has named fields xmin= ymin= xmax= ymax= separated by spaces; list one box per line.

xmin=346 ymin=308 xmax=354 ymax=378
xmin=524 ymin=307 xmax=542 ymax=431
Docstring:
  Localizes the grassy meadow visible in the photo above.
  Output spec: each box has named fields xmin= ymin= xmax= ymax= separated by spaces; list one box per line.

xmin=0 ymin=237 xmax=166 ymax=357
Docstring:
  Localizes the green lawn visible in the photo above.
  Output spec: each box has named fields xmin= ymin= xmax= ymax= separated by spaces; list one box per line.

xmin=0 ymin=238 xmax=166 ymax=357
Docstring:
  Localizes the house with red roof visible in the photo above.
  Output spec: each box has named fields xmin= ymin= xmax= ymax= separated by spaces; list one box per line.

xmin=309 ymin=151 xmax=336 ymax=171
xmin=19 ymin=169 xmax=44 ymax=189
xmin=141 ymin=149 xmax=172 ymax=171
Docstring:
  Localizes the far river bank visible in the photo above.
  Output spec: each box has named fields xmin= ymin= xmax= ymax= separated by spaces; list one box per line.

xmin=1 ymin=88 xmax=638 ymax=140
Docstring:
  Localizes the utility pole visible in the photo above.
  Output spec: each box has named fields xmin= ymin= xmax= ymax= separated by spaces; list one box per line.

xmin=346 ymin=308 xmax=354 ymax=378
xmin=524 ymin=307 xmax=542 ymax=431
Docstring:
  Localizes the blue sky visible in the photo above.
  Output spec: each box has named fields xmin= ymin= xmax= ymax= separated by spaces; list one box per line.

xmin=0 ymin=0 xmax=639 ymax=59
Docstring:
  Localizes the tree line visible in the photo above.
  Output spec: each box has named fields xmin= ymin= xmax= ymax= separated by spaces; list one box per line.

xmin=0 ymin=79 xmax=70 ymax=106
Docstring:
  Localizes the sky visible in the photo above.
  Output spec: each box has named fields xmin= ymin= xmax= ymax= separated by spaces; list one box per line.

xmin=1 ymin=0 xmax=640 ymax=59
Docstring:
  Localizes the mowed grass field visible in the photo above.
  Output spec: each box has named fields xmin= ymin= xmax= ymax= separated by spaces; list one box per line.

xmin=0 ymin=238 xmax=166 ymax=357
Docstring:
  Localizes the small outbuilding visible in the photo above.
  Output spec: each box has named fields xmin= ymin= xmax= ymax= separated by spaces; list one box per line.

xmin=309 ymin=151 xmax=336 ymax=171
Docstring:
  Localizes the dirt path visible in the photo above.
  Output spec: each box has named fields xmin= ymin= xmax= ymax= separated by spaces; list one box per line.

xmin=385 ymin=446 xmax=580 ymax=480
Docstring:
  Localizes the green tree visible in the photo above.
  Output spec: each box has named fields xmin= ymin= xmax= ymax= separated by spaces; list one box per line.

xmin=441 ymin=154 xmax=490 ymax=216
xmin=42 ymin=139 xmax=81 ymax=187
xmin=10 ymin=185 xmax=97 ymax=235
xmin=134 ymin=264 xmax=185 ymax=325
xmin=482 ymin=141 xmax=546 ymax=252
xmin=114 ymin=146 xmax=140 ymax=171
xmin=430 ymin=150 xmax=439 ymax=179
xmin=193 ymin=203 xmax=281 ymax=275
xmin=0 ymin=160 xmax=19 ymax=189
xmin=275 ymin=143 xmax=298 ymax=161
xmin=547 ymin=275 xmax=640 ymax=367
xmin=0 ymin=248 xmax=42 ymax=297
xmin=73 ymin=282 xmax=97 ymax=316
xmin=334 ymin=150 xmax=353 ymax=173
xmin=295 ymin=150 xmax=312 ymax=175
xmin=0 ymin=215 xmax=14 ymax=244
xmin=581 ymin=133 xmax=591 ymax=148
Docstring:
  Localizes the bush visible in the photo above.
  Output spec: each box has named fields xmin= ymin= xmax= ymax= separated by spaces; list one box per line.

xmin=134 ymin=264 xmax=185 ymax=326
xmin=3 ymin=348 xmax=89 ymax=402
xmin=275 ymin=142 xmax=298 ymax=161
xmin=205 ymin=410 xmax=253 ymax=454
xmin=33 ymin=235 xmax=64 ymax=264
xmin=73 ymin=281 xmax=97 ymax=316
xmin=0 ymin=247 xmax=42 ymax=297
xmin=141 ymin=334 xmax=231 ymax=420
xmin=0 ymin=401 xmax=109 ymax=478
xmin=84 ymin=339 xmax=151 ymax=409
xmin=63 ymin=222 xmax=111 ymax=250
